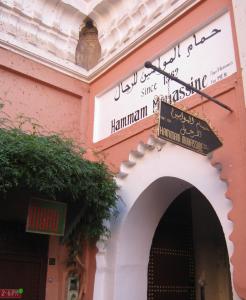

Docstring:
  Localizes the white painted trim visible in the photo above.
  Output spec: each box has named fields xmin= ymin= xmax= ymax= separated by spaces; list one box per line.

xmin=93 ymin=139 xmax=240 ymax=300
xmin=0 ymin=39 xmax=89 ymax=82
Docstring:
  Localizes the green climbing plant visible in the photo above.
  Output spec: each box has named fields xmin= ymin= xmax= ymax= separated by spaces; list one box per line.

xmin=0 ymin=100 xmax=118 ymax=264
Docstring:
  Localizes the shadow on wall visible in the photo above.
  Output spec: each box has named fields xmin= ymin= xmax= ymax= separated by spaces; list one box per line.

xmin=75 ymin=18 xmax=101 ymax=70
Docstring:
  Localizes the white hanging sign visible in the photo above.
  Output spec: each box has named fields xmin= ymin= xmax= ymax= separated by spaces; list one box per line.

xmin=93 ymin=13 xmax=236 ymax=142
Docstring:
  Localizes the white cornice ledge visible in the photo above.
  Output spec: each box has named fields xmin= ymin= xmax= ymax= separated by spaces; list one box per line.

xmin=0 ymin=0 xmax=200 ymax=82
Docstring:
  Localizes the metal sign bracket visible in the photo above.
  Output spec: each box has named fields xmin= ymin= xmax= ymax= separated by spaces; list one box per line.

xmin=144 ymin=61 xmax=233 ymax=112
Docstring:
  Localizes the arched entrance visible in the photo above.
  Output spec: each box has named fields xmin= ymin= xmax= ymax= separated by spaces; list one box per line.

xmin=93 ymin=141 xmax=240 ymax=300
xmin=148 ymin=187 xmax=233 ymax=300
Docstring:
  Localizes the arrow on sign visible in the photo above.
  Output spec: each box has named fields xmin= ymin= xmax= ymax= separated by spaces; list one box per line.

xmin=157 ymin=101 xmax=222 ymax=155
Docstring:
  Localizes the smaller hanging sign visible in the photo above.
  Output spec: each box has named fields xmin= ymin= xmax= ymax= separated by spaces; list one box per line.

xmin=157 ymin=101 xmax=222 ymax=155
xmin=26 ymin=198 xmax=67 ymax=236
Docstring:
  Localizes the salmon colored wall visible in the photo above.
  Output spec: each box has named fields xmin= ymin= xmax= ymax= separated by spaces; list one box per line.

xmin=45 ymin=238 xmax=96 ymax=300
xmin=45 ymin=237 xmax=68 ymax=300
xmin=0 ymin=47 xmax=89 ymax=144
xmin=88 ymin=0 xmax=246 ymax=299
xmin=0 ymin=48 xmax=90 ymax=300
xmin=1 ymin=0 xmax=246 ymax=299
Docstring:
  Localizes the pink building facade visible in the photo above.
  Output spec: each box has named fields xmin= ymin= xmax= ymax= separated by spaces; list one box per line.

xmin=0 ymin=0 xmax=246 ymax=300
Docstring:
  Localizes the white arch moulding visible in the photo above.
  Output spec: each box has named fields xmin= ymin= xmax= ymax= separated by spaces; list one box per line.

xmin=93 ymin=136 xmax=240 ymax=300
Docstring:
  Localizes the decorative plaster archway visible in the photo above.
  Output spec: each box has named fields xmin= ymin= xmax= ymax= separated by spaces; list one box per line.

xmin=93 ymin=137 xmax=240 ymax=300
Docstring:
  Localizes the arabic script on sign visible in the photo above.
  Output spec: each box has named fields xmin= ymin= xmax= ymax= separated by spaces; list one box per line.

xmin=93 ymin=13 xmax=236 ymax=142
xmin=157 ymin=101 xmax=222 ymax=155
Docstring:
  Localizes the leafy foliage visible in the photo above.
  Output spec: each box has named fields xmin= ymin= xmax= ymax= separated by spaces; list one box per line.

xmin=0 ymin=103 xmax=118 ymax=263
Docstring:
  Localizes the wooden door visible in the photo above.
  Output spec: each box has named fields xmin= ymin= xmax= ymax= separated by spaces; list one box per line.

xmin=0 ymin=221 xmax=48 ymax=300
xmin=148 ymin=190 xmax=195 ymax=300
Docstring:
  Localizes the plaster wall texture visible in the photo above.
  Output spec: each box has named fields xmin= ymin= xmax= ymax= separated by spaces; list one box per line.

xmin=0 ymin=48 xmax=89 ymax=143
xmin=232 ymin=0 xmax=246 ymax=103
